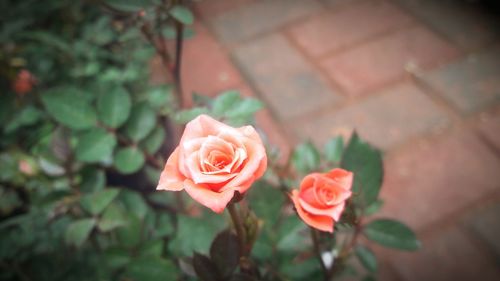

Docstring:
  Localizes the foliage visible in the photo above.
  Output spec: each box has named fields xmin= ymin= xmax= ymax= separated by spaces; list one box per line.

xmin=0 ymin=1 xmax=419 ymax=281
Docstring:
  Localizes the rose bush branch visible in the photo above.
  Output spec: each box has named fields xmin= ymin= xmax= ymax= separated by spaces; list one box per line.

xmin=227 ymin=203 xmax=247 ymax=256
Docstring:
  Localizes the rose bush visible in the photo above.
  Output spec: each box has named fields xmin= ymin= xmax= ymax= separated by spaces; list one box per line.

xmin=291 ymin=168 xmax=353 ymax=232
xmin=157 ymin=114 xmax=267 ymax=213
xmin=0 ymin=1 xmax=420 ymax=280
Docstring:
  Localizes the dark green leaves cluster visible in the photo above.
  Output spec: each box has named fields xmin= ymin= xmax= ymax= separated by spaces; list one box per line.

xmin=0 ymin=2 xmax=185 ymax=281
xmin=175 ymin=90 xmax=264 ymax=126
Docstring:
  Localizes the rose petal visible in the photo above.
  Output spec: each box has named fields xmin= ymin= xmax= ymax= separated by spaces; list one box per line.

xmin=157 ymin=147 xmax=184 ymax=191
xmin=314 ymin=176 xmax=352 ymax=206
xmin=224 ymin=137 xmax=267 ymax=193
xmin=299 ymin=174 xmax=323 ymax=207
xmin=184 ymin=180 xmax=235 ymax=213
xmin=326 ymin=168 xmax=354 ymax=191
xmin=298 ymin=197 xmax=346 ymax=222
xmin=186 ymin=152 xmax=237 ymax=184
xmin=291 ymin=190 xmax=334 ymax=233
xmin=179 ymin=137 xmax=206 ymax=178
xmin=181 ymin=115 xmax=242 ymax=143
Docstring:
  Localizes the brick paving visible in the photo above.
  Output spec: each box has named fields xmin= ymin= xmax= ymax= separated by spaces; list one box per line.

xmin=291 ymin=82 xmax=450 ymax=149
xmin=422 ymin=47 xmax=500 ymax=115
xmin=167 ymin=0 xmax=500 ymax=279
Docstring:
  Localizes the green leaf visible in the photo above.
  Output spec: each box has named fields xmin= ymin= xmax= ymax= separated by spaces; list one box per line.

xmin=4 ymin=105 xmax=43 ymax=133
xmin=98 ymin=202 xmax=128 ymax=232
xmin=104 ymin=0 xmax=156 ymax=12
xmin=105 ymin=248 xmax=131 ymax=269
xmin=169 ymin=5 xmax=194 ymax=25
xmin=210 ymin=230 xmax=239 ymax=278
xmin=41 ymin=87 xmax=97 ymax=130
xmin=251 ymin=231 xmax=273 ymax=260
xmin=355 ymin=245 xmax=377 ymax=273
xmin=224 ymin=98 xmax=263 ymax=120
xmin=363 ymin=219 xmax=420 ymax=251
xmin=170 ymin=213 xmax=225 ymax=256
xmin=80 ymin=168 xmax=106 ymax=193
xmin=139 ymin=240 xmax=164 ymax=258
xmin=97 ymin=85 xmax=131 ymax=128
xmin=147 ymin=86 xmax=172 ymax=109
xmin=125 ymin=257 xmax=179 ymax=281
xmin=21 ymin=31 xmax=71 ymax=53
xmin=117 ymin=215 xmax=142 ymax=248
xmin=292 ymin=142 xmax=320 ymax=174
xmin=193 ymin=253 xmax=220 ymax=281
xmin=75 ymin=128 xmax=117 ymax=163
xmin=276 ymin=216 xmax=308 ymax=252
xmin=364 ymin=199 xmax=384 ymax=216
xmin=155 ymin=213 xmax=174 ymax=238
xmin=38 ymin=157 xmax=65 ymax=176
xmin=125 ymin=102 xmax=157 ymax=142
xmin=247 ymin=181 xmax=284 ymax=227
xmin=212 ymin=90 xmax=241 ymax=117
xmin=324 ymin=136 xmax=344 ymax=163
xmin=341 ymin=133 xmax=383 ymax=206
xmin=174 ymin=107 xmax=210 ymax=124
xmin=279 ymin=257 xmax=320 ymax=280
xmin=192 ymin=92 xmax=213 ymax=107
xmin=114 ymin=146 xmax=145 ymax=174
xmin=120 ymin=190 xmax=149 ymax=219
xmin=65 ymin=218 xmax=96 ymax=247
xmin=140 ymin=126 xmax=165 ymax=154
xmin=80 ymin=188 xmax=120 ymax=215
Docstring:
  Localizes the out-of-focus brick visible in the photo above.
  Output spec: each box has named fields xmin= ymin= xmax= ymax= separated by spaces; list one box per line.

xmin=289 ymin=0 xmax=414 ymax=57
xmin=394 ymin=0 xmax=500 ymax=51
xmin=209 ymin=0 xmax=322 ymax=44
xmin=477 ymin=111 xmax=500 ymax=152
xmin=232 ymin=34 xmax=341 ymax=120
xmin=421 ymin=47 xmax=500 ymax=115
xmin=180 ymin=23 xmax=243 ymax=104
xmin=322 ymin=0 xmax=363 ymax=7
xmin=291 ymin=83 xmax=450 ymax=149
xmin=321 ymin=26 xmax=460 ymax=96
xmin=194 ymin=0 xmax=255 ymax=19
xmin=388 ymin=227 xmax=500 ymax=281
xmin=464 ymin=202 xmax=500 ymax=260
xmin=379 ymin=129 xmax=500 ymax=230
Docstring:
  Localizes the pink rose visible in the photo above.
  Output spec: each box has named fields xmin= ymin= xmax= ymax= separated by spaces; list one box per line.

xmin=157 ymin=115 xmax=267 ymax=213
xmin=290 ymin=169 xmax=353 ymax=232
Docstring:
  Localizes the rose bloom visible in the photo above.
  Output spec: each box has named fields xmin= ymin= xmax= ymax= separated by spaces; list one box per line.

xmin=157 ymin=115 xmax=267 ymax=213
xmin=290 ymin=168 xmax=353 ymax=232
xmin=13 ymin=69 xmax=35 ymax=96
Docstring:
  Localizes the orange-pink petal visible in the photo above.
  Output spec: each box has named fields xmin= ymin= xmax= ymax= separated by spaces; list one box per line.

xmin=157 ymin=147 xmax=185 ymax=191
xmin=326 ymin=168 xmax=354 ymax=191
xmin=184 ymin=180 xmax=236 ymax=213
xmin=291 ymin=190 xmax=334 ymax=233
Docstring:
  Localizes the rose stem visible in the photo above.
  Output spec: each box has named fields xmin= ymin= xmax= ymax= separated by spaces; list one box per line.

xmin=228 ymin=203 xmax=247 ymax=256
xmin=310 ymin=227 xmax=330 ymax=281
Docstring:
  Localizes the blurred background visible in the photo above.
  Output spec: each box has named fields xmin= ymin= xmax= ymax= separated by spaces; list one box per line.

xmin=168 ymin=0 xmax=500 ymax=280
